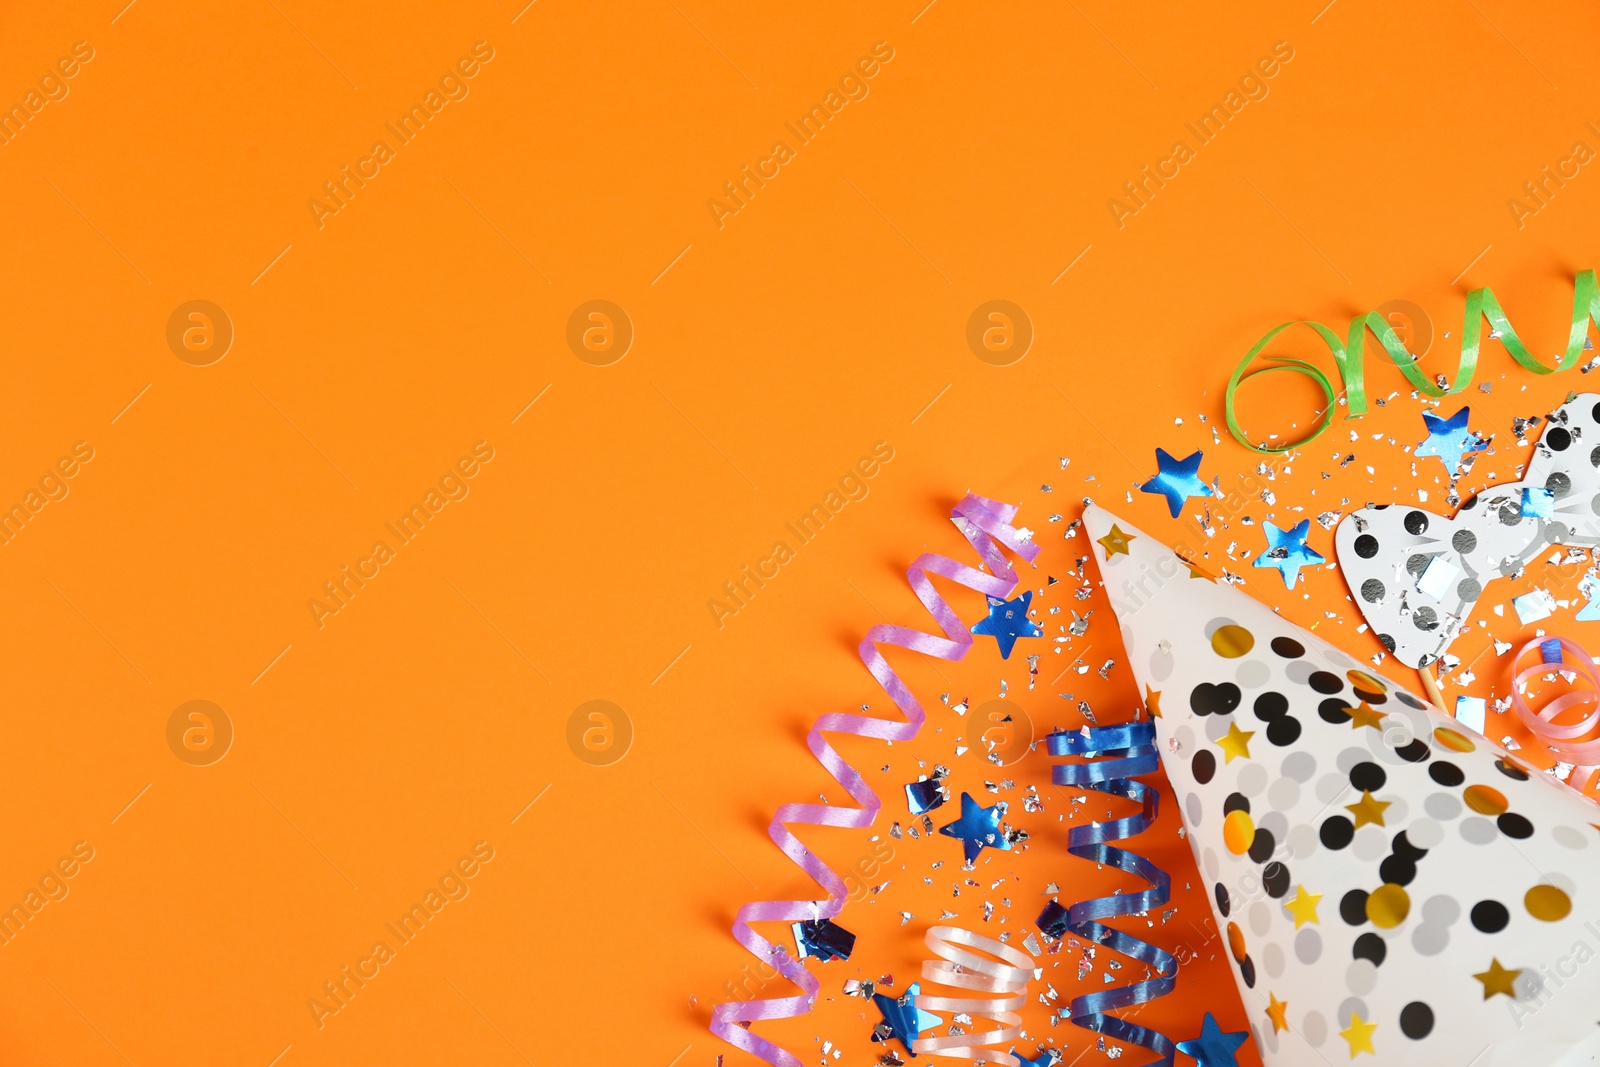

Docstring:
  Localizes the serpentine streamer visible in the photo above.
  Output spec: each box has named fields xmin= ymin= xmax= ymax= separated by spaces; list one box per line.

xmin=1041 ymin=720 xmax=1177 ymax=1064
xmin=710 ymin=493 xmax=1039 ymax=1067
xmin=1226 ymin=268 xmax=1600 ymax=452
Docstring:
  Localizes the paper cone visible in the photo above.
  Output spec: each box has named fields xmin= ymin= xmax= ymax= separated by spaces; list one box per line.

xmin=1083 ymin=505 xmax=1600 ymax=1066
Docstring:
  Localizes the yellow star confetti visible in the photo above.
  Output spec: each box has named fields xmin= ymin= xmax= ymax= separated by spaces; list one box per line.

xmin=1348 ymin=701 xmax=1386 ymax=731
xmin=1340 ymin=1012 xmax=1376 ymax=1057
xmin=1098 ymin=524 xmax=1135 ymax=558
xmin=1283 ymin=885 xmax=1322 ymax=929
xmin=1145 ymin=685 xmax=1162 ymax=719
xmin=1474 ymin=958 xmax=1521 ymax=999
xmin=1345 ymin=790 xmax=1390 ymax=829
xmin=1215 ymin=722 xmax=1255 ymax=763
xmin=1265 ymin=992 xmax=1289 ymax=1034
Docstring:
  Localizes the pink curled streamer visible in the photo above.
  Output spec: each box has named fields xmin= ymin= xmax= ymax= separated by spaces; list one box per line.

xmin=709 ymin=494 xmax=1039 ymax=1067
xmin=911 ymin=926 xmax=1034 ymax=1065
xmin=1510 ymin=636 xmax=1600 ymax=792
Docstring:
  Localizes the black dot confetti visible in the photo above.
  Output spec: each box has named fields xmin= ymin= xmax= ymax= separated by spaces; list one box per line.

xmin=1471 ymin=900 xmax=1509 ymax=933
xmin=1428 ymin=761 xmax=1465 ymax=787
xmin=1309 ymin=671 xmax=1343 ymax=694
xmin=1349 ymin=762 xmax=1386 ymax=793
xmin=1190 ymin=682 xmax=1241 ymax=716
xmin=1352 ymin=932 xmax=1386 ymax=966
xmin=1400 ymin=1001 xmax=1434 ymax=1039
xmin=1320 ymin=816 xmax=1354 ymax=850
xmin=1497 ymin=812 xmax=1533 ymax=839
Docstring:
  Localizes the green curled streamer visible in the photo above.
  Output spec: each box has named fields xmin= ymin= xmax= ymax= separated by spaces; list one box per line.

xmin=1224 ymin=322 xmax=1340 ymax=453
xmin=1225 ymin=269 xmax=1600 ymax=454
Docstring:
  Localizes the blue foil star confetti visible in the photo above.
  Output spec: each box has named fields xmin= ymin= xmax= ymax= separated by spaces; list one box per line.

xmin=1253 ymin=519 xmax=1324 ymax=589
xmin=938 ymin=791 xmax=1011 ymax=864
xmin=1016 ymin=1049 xmax=1063 ymax=1067
xmin=1140 ymin=447 xmax=1215 ymax=517
xmin=971 ymin=590 xmax=1042 ymax=659
xmin=870 ymin=981 xmax=941 ymax=1053
xmin=1415 ymin=405 xmax=1488 ymax=473
xmin=791 ymin=918 xmax=855 ymax=962
xmin=1175 ymin=1012 xmax=1250 ymax=1067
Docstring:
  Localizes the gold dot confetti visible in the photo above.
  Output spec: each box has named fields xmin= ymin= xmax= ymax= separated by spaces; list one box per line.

xmin=1223 ymin=810 xmax=1255 ymax=854
xmin=1210 ymin=624 xmax=1254 ymax=658
xmin=1463 ymin=784 xmax=1508 ymax=816
xmin=1434 ymin=726 xmax=1476 ymax=753
xmin=1366 ymin=883 xmax=1410 ymax=928
xmin=1525 ymin=883 xmax=1572 ymax=922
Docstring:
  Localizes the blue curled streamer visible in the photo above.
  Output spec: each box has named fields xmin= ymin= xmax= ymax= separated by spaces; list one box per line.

xmin=1042 ymin=722 xmax=1177 ymax=1065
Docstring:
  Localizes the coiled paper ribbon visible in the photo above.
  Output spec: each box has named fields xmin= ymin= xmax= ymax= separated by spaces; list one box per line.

xmin=1045 ymin=721 xmax=1177 ymax=1064
xmin=911 ymin=926 xmax=1033 ymax=1066
xmin=710 ymin=494 xmax=1039 ymax=1067
xmin=1225 ymin=269 xmax=1600 ymax=452
xmin=1511 ymin=636 xmax=1600 ymax=793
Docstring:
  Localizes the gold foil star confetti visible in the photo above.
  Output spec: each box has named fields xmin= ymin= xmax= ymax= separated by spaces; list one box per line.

xmin=1265 ymin=992 xmax=1289 ymax=1034
xmin=1339 ymin=1012 xmax=1377 ymax=1057
xmin=1097 ymin=524 xmax=1134 ymax=558
xmin=1473 ymin=958 xmax=1521 ymax=1000
xmin=1347 ymin=701 xmax=1386 ymax=731
xmin=1344 ymin=790 xmax=1390 ymax=828
xmin=1215 ymin=721 xmax=1255 ymax=763
xmin=1283 ymin=885 xmax=1322 ymax=929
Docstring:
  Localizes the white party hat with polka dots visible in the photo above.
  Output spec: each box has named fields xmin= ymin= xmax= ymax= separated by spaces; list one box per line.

xmin=1084 ymin=504 xmax=1600 ymax=1067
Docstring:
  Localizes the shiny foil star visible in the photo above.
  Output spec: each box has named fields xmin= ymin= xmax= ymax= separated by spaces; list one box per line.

xmin=1175 ymin=1012 xmax=1249 ymax=1067
xmin=971 ymin=590 xmax=1042 ymax=659
xmin=1340 ymin=1011 xmax=1377 ymax=1057
xmin=871 ymin=981 xmax=941 ymax=1051
xmin=1144 ymin=685 xmax=1163 ymax=719
xmin=1265 ymin=993 xmax=1290 ymax=1034
xmin=1415 ymin=405 xmax=1487 ymax=473
xmin=1216 ymin=721 xmax=1255 ymax=763
xmin=1474 ymin=958 xmax=1521 ymax=999
xmin=938 ymin=791 xmax=1011 ymax=864
xmin=1283 ymin=885 xmax=1322 ymax=928
xmin=1347 ymin=701 xmax=1386 ymax=731
xmin=1345 ymin=790 xmax=1391 ymax=829
xmin=1253 ymin=519 xmax=1325 ymax=589
xmin=1140 ymin=447 xmax=1215 ymax=517
xmin=1098 ymin=523 xmax=1135 ymax=558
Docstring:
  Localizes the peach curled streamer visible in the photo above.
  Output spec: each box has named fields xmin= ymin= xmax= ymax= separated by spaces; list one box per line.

xmin=709 ymin=494 xmax=1039 ymax=1067
xmin=1511 ymin=636 xmax=1600 ymax=792
xmin=911 ymin=926 xmax=1034 ymax=1066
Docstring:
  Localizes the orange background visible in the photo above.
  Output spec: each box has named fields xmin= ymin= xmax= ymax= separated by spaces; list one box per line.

xmin=0 ymin=0 xmax=1597 ymax=1064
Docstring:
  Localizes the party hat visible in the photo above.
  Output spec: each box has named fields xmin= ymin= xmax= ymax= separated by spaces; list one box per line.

xmin=1083 ymin=504 xmax=1600 ymax=1066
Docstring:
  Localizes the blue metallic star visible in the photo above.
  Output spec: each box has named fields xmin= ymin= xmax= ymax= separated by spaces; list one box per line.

xmin=1253 ymin=519 xmax=1325 ymax=589
xmin=1415 ymin=405 xmax=1487 ymax=473
xmin=870 ymin=981 xmax=941 ymax=1053
xmin=1175 ymin=1013 xmax=1250 ymax=1067
xmin=1140 ymin=447 xmax=1215 ymax=517
xmin=971 ymin=590 xmax=1042 ymax=659
xmin=938 ymin=791 xmax=1011 ymax=864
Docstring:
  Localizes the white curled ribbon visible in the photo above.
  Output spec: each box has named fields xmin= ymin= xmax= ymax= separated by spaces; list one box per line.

xmin=1511 ymin=636 xmax=1600 ymax=793
xmin=911 ymin=925 xmax=1034 ymax=1066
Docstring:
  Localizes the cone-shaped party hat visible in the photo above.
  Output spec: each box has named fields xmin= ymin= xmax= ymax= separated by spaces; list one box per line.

xmin=1083 ymin=504 xmax=1600 ymax=1066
